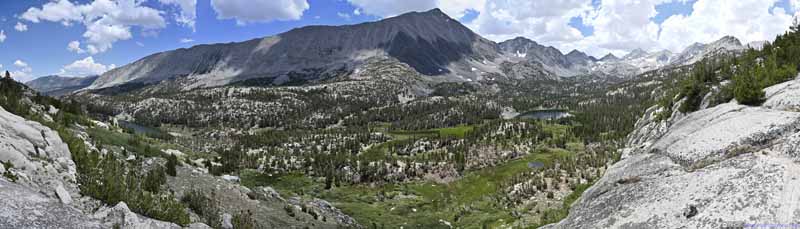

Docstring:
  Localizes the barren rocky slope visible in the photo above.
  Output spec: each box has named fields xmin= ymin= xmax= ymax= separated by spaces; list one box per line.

xmin=546 ymin=76 xmax=800 ymax=228
xmin=25 ymin=75 xmax=98 ymax=96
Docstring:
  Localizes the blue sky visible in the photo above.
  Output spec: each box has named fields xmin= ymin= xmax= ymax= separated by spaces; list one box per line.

xmin=0 ymin=0 xmax=796 ymax=82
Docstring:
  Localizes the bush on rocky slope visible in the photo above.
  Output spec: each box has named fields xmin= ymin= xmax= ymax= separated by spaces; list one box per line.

xmin=0 ymin=78 xmax=191 ymax=225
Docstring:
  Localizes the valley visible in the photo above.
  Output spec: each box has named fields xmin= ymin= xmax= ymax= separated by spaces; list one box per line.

xmin=3 ymin=5 xmax=800 ymax=229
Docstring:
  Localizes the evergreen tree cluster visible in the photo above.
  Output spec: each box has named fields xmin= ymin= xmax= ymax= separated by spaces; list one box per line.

xmin=672 ymin=19 xmax=800 ymax=109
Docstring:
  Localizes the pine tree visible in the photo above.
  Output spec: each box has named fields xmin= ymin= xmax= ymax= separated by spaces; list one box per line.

xmin=733 ymin=66 xmax=765 ymax=106
xmin=166 ymin=154 xmax=178 ymax=176
xmin=4 ymin=71 xmax=9 ymax=79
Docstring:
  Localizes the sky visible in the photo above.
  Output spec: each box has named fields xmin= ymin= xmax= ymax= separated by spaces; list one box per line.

xmin=0 ymin=0 xmax=798 ymax=82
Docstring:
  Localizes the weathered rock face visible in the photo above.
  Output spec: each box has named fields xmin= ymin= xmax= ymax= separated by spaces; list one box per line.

xmin=93 ymin=202 xmax=183 ymax=229
xmin=764 ymin=77 xmax=800 ymax=111
xmin=0 ymin=105 xmax=78 ymax=202
xmin=0 ymin=104 xmax=210 ymax=228
xmin=0 ymin=179 xmax=102 ymax=228
xmin=547 ymin=77 xmax=800 ymax=228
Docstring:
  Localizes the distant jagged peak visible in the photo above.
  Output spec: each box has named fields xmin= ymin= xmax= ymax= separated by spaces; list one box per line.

xmin=599 ymin=53 xmax=620 ymax=62
xmin=498 ymin=36 xmax=565 ymax=56
xmin=623 ymin=48 xmax=649 ymax=60
xmin=684 ymin=41 xmax=705 ymax=51
xmin=651 ymin=49 xmax=673 ymax=55
xmin=566 ymin=49 xmax=588 ymax=57
xmin=566 ymin=49 xmax=597 ymax=63
xmin=713 ymin=35 xmax=742 ymax=45
xmin=510 ymin=36 xmax=535 ymax=42
xmin=500 ymin=36 xmax=540 ymax=48
xmin=706 ymin=35 xmax=744 ymax=50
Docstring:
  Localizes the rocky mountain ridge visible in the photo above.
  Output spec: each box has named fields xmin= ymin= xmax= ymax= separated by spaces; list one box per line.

xmin=87 ymin=8 xmax=501 ymax=91
xmin=592 ymin=36 xmax=745 ymax=77
xmin=25 ymin=75 xmax=98 ymax=96
xmin=82 ymin=8 xmax=748 ymax=94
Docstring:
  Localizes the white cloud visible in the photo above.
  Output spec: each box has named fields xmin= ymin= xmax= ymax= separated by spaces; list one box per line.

xmin=20 ymin=0 xmax=83 ymax=25
xmin=14 ymin=60 xmax=28 ymax=68
xmin=572 ymin=0 xmax=669 ymax=56
xmin=0 ymin=30 xmax=5 ymax=43
xmin=179 ymin=38 xmax=194 ymax=43
xmin=67 ymin=40 xmax=86 ymax=53
xmin=11 ymin=60 xmax=33 ymax=82
xmin=561 ymin=0 xmax=796 ymax=56
xmin=337 ymin=12 xmax=352 ymax=20
xmin=158 ymin=0 xmax=197 ymax=30
xmin=211 ymin=0 xmax=309 ymax=25
xmin=58 ymin=57 xmax=116 ymax=76
xmin=83 ymin=20 xmax=132 ymax=54
xmin=21 ymin=0 xmax=167 ymax=54
xmin=14 ymin=22 xmax=28 ymax=32
xmin=467 ymin=0 xmax=592 ymax=49
xmin=427 ymin=0 xmax=798 ymax=57
xmin=657 ymin=0 xmax=794 ymax=52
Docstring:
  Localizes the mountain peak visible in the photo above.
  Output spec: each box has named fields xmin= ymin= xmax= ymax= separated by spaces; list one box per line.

xmin=425 ymin=8 xmax=444 ymax=14
xmin=507 ymin=36 xmax=537 ymax=45
xmin=623 ymin=48 xmax=649 ymax=60
xmin=566 ymin=49 xmax=586 ymax=57
xmin=599 ymin=53 xmax=619 ymax=62
xmin=391 ymin=7 xmax=453 ymax=21
xmin=709 ymin=35 xmax=743 ymax=48
xmin=89 ymin=6 xmax=497 ymax=90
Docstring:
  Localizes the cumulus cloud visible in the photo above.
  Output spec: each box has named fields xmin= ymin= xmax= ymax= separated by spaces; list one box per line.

xmin=211 ymin=0 xmax=309 ymax=25
xmin=337 ymin=12 xmax=352 ymax=20
xmin=21 ymin=0 xmax=168 ymax=54
xmin=179 ymin=38 xmax=194 ymax=43
xmin=83 ymin=20 xmax=133 ymax=54
xmin=558 ymin=0 xmax=797 ymax=56
xmin=20 ymin=0 xmax=83 ymax=25
xmin=657 ymin=0 xmax=794 ymax=52
xmin=14 ymin=60 xmax=28 ymax=69
xmin=468 ymin=0 xmax=591 ymax=45
xmin=58 ymin=57 xmax=116 ymax=76
xmin=11 ymin=60 xmax=33 ymax=82
xmin=0 ymin=30 xmax=5 ymax=43
xmin=67 ymin=40 xmax=86 ymax=53
xmin=158 ymin=0 xmax=197 ymax=30
xmin=395 ymin=0 xmax=799 ymax=57
xmin=14 ymin=22 xmax=28 ymax=32
xmin=573 ymin=0 xmax=668 ymax=56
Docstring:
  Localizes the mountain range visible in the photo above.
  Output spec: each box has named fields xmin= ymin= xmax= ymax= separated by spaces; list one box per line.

xmin=25 ymin=75 xmax=98 ymax=96
xmin=28 ymin=8 xmax=741 ymax=94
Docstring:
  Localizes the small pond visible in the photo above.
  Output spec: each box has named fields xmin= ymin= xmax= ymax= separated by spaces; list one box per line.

xmin=528 ymin=161 xmax=545 ymax=168
xmin=118 ymin=120 xmax=161 ymax=136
